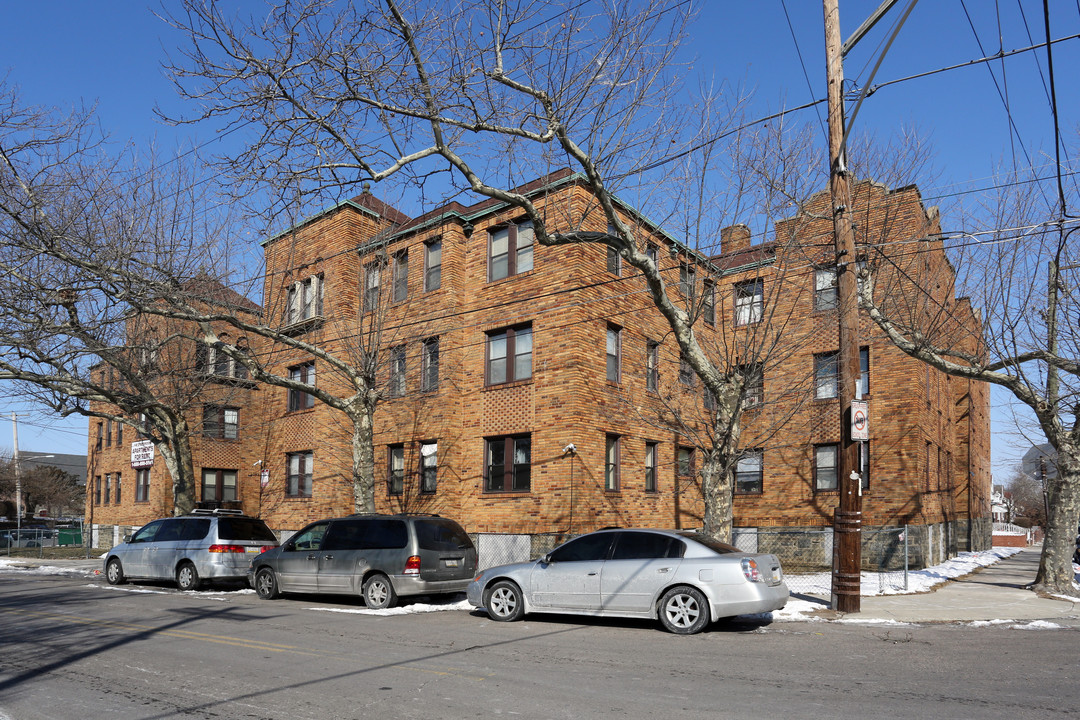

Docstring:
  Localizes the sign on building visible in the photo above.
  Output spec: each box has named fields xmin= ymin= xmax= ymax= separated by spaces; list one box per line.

xmin=131 ymin=440 xmax=155 ymax=468
xmin=851 ymin=400 xmax=869 ymax=442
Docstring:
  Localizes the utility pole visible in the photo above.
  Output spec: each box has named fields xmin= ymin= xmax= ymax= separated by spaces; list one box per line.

xmin=824 ymin=0 xmax=863 ymax=613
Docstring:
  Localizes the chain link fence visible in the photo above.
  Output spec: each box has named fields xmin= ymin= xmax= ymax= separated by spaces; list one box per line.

xmin=1 ymin=521 xmax=85 ymax=559
xmin=473 ymin=526 xmax=914 ymax=599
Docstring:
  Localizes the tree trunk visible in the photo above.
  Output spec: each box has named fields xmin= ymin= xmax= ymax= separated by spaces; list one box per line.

xmin=1033 ymin=446 xmax=1080 ymax=594
xmin=700 ymin=447 xmax=735 ymax=544
xmin=157 ymin=422 xmax=196 ymax=515
xmin=351 ymin=411 xmax=377 ymax=513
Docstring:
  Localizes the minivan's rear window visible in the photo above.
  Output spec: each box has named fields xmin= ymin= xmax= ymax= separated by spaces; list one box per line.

xmin=416 ymin=518 xmax=473 ymax=551
xmin=218 ymin=518 xmax=278 ymax=542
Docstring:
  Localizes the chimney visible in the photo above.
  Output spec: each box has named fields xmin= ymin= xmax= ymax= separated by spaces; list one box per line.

xmin=720 ymin=224 xmax=752 ymax=255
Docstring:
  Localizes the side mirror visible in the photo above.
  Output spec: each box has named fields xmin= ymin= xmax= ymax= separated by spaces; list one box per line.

xmin=541 ymin=553 xmax=553 ymax=564
xmin=123 ymin=534 xmax=133 ymax=543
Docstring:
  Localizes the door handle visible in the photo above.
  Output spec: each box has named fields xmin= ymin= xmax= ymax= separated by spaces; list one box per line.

xmin=657 ymin=567 xmax=670 ymax=573
xmin=587 ymin=571 xmax=598 ymax=576
xmin=307 ymin=554 xmax=318 ymax=561
xmin=323 ymin=554 xmax=334 ymax=560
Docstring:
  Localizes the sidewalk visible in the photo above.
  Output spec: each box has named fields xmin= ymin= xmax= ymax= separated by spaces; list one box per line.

xmin=827 ymin=548 xmax=1080 ymax=625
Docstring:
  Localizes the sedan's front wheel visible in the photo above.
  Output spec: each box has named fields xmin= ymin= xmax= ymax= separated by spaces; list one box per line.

xmin=485 ymin=580 xmax=525 ymax=622
xmin=658 ymin=585 xmax=710 ymax=634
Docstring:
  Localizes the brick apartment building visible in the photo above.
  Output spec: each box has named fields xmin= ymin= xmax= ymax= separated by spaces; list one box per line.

xmin=86 ymin=171 xmax=992 ymax=565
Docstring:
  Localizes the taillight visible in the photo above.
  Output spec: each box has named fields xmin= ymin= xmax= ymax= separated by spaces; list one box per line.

xmin=258 ymin=545 xmax=276 ymax=554
xmin=403 ymin=555 xmax=421 ymax=576
xmin=741 ymin=557 xmax=762 ymax=582
xmin=208 ymin=544 xmax=247 ymax=553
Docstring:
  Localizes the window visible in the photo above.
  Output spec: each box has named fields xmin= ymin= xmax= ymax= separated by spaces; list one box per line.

xmin=202 ymin=405 xmax=239 ymax=440
xmin=679 ymin=354 xmax=695 ymax=386
xmin=388 ymin=445 xmax=405 ymax=495
xmin=288 ymin=362 xmax=316 ymax=411
xmin=646 ymin=341 xmax=660 ymax=392
xmin=424 ymin=238 xmax=442 ymax=291
xmin=644 ymin=442 xmax=658 ymax=492
xmin=363 ymin=263 xmax=381 ymax=312
xmin=611 ymin=531 xmax=684 ymax=560
xmin=548 ymin=532 xmax=614 ymax=562
xmin=105 ymin=420 xmax=112 ymax=447
xmin=735 ymin=450 xmax=763 ymax=494
xmin=388 ymin=345 xmax=406 ymax=398
xmin=420 ymin=442 xmax=438 ymax=493
xmin=859 ymin=346 xmax=870 ymax=397
xmin=703 ymin=281 xmax=716 ymax=324
xmin=201 ymin=469 xmax=238 ymax=502
xmin=286 ymin=274 xmax=323 ymax=324
xmin=677 ymin=447 xmax=695 ymax=477
xmin=741 ymin=363 xmax=764 ymax=407
xmin=704 ymin=388 xmax=716 ymax=412
xmin=103 ymin=474 xmax=112 ymax=504
xmin=485 ymin=435 xmax=531 ymax=492
xmin=96 ymin=423 xmax=103 ymax=450
xmin=114 ymin=473 xmax=121 ymax=504
xmin=489 ymin=221 xmax=534 ymax=281
xmin=814 ymin=352 xmax=838 ymax=399
xmin=138 ymin=413 xmax=151 ymax=437
xmin=606 ymin=325 xmax=622 ymax=383
xmin=135 ymin=468 xmax=150 ymax=503
xmin=814 ymin=444 xmax=839 ymax=491
xmin=856 ymin=258 xmax=868 ymax=299
xmin=605 ymin=434 xmax=620 ymax=491
xmin=286 ymin=451 xmax=314 ymax=497
xmin=392 ymin=250 xmax=408 ymax=302
xmin=116 ymin=422 xmax=122 ymax=446
xmin=94 ymin=475 xmax=102 ymax=505
xmin=486 ymin=325 xmax=532 ymax=385
xmin=645 ymin=244 xmax=658 ymax=267
xmin=607 ymin=246 xmax=621 ymax=275
xmin=814 ymin=267 xmax=838 ymax=311
xmin=421 ymin=337 xmax=440 ymax=392
xmin=734 ymin=279 xmax=763 ymax=325
xmin=679 ymin=263 xmax=696 ymax=299
xmin=198 ymin=344 xmax=248 ymax=380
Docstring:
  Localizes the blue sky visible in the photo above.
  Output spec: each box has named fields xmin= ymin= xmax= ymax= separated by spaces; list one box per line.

xmin=3 ymin=1 xmax=1078 ymax=478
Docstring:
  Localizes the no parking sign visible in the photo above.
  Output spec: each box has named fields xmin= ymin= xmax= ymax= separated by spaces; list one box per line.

xmin=851 ymin=400 xmax=869 ymax=441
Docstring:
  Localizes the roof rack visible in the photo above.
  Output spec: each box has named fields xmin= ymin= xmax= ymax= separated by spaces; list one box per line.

xmin=346 ymin=512 xmax=442 ymax=518
xmin=188 ymin=508 xmax=246 ymax=516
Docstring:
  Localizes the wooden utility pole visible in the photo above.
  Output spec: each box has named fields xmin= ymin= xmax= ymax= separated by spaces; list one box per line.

xmin=824 ymin=0 xmax=863 ymax=613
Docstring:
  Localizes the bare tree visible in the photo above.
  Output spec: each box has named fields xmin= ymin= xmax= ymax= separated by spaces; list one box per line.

xmin=162 ymin=0 xmax=829 ymax=539
xmin=1004 ymin=464 xmax=1047 ymax=528
xmin=0 ymin=82 xmax=251 ymax=515
xmin=857 ymin=149 xmax=1080 ymax=594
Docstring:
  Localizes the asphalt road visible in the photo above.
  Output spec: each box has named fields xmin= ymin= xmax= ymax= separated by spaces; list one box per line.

xmin=1 ymin=573 xmax=1078 ymax=719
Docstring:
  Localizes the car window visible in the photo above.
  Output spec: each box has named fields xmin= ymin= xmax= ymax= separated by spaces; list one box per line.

xmin=154 ymin=519 xmax=185 ymax=542
xmin=415 ymin=519 xmax=473 ymax=551
xmin=218 ymin=517 xmax=277 ymax=542
xmin=321 ymin=519 xmax=368 ymax=551
xmin=610 ymin=532 xmax=685 ymax=560
xmin=288 ymin=522 xmax=329 ymax=551
xmin=360 ymin=519 xmax=408 ymax=549
xmin=130 ymin=520 xmax=165 ymax=543
xmin=180 ymin=519 xmax=212 ymax=542
xmin=548 ymin=533 xmax=614 ymax=562
xmin=679 ymin=532 xmax=739 ymax=555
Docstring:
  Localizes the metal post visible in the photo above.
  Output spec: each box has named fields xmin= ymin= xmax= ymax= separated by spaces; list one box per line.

xmin=824 ymin=0 xmax=863 ymax=613
xmin=11 ymin=412 xmax=22 ymax=545
xmin=903 ymin=525 xmax=909 ymax=591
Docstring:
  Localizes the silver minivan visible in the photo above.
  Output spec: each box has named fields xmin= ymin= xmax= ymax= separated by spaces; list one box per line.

xmin=248 ymin=513 xmax=478 ymax=608
xmin=104 ymin=510 xmax=278 ymax=590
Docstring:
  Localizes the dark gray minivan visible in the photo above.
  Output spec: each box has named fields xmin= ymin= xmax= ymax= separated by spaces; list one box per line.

xmin=248 ymin=514 xmax=478 ymax=608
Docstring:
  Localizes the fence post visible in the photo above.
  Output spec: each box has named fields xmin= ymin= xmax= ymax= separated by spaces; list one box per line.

xmin=903 ymin=525 xmax=909 ymax=592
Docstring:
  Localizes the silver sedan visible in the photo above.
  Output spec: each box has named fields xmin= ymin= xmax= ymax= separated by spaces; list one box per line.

xmin=467 ymin=528 xmax=789 ymax=634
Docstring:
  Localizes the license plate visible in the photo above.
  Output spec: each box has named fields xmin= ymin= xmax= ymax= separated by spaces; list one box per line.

xmin=245 ymin=547 xmax=260 ymax=553
xmin=445 ymin=559 xmax=459 ymax=567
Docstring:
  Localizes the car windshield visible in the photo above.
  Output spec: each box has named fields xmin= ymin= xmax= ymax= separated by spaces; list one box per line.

xmin=678 ymin=532 xmax=739 ymax=555
xmin=218 ymin=517 xmax=277 ymax=542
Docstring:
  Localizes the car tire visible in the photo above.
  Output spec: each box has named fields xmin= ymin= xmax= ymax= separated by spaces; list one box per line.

xmin=106 ymin=558 xmax=126 ymax=586
xmin=362 ymin=573 xmax=398 ymax=609
xmin=254 ymin=567 xmax=279 ymax=600
xmin=176 ymin=562 xmax=201 ymax=592
xmin=658 ymin=585 xmax=710 ymax=635
xmin=485 ymin=580 xmax=525 ymax=622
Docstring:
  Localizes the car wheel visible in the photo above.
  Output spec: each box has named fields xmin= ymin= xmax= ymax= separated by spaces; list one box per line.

xmin=658 ymin=585 xmax=710 ymax=635
xmin=106 ymin=558 xmax=126 ymax=585
xmin=176 ymin=562 xmax=201 ymax=592
xmin=485 ymin=580 xmax=525 ymax=622
xmin=362 ymin=573 xmax=398 ymax=609
xmin=254 ymin=567 xmax=279 ymax=600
